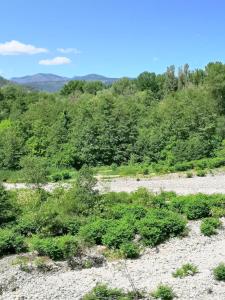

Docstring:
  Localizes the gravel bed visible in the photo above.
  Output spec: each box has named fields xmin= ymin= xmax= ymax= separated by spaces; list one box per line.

xmin=1 ymin=219 xmax=225 ymax=299
xmin=4 ymin=173 xmax=225 ymax=195
xmin=97 ymin=173 xmax=225 ymax=195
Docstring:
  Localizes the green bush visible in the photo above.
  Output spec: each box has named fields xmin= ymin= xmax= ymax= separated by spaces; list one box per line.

xmin=174 ymin=161 xmax=193 ymax=171
xmin=196 ymin=170 xmax=206 ymax=177
xmin=15 ymin=214 xmax=38 ymax=236
xmin=184 ymin=198 xmax=211 ymax=220
xmin=213 ymin=263 xmax=225 ymax=281
xmin=28 ymin=235 xmax=79 ymax=260
xmin=169 ymin=196 xmax=187 ymax=214
xmin=102 ymin=219 xmax=135 ymax=249
xmin=172 ymin=263 xmax=198 ymax=278
xmin=200 ymin=217 xmax=222 ymax=236
xmin=0 ymin=183 xmax=16 ymax=225
xmin=120 ymin=242 xmax=140 ymax=259
xmin=82 ymin=283 xmax=143 ymax=300
xmin=136 ymin=209 xmax=186 ymax=246
xmin=64 ymin=217 xmax=82 ymax=235
xmin=186 ymin=172 xmax=193 ymax=178
xmin=0 ymin=228 xmax=26 ymax=256
xmin=62 ymin=172 xmax=72 ymax=180
xmin=143 ymin=168 xmax=149 ymax=175
xmin=211 ymin=207 xmax=225 ymax=217
xmin=82 ymin=284 xmax=124 ymax=300
xmin=151 ymin=284 xmax=176 ymax=300
xmin=51 ymin=174 xmax=62 ymax=182
xmin=79 ymin=218 xmax=110 ymax=245
xmin=107 ymin=204 xmax=147 ymax=220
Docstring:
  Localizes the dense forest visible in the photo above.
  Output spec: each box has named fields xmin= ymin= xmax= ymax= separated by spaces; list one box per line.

xmin=1 ymin=62 xmax=225 ymax=176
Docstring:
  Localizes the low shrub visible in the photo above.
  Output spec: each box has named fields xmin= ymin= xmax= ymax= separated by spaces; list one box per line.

xmin=184 ymin=198 xmax=210 ymax=220
xmin=174 ymin=161 xmax=193 ymax=172
xmin=82 ymin=283 xmax=144 ymax=300
xmin=62 ymin=172 xmax=71 ymax=180
xmin=186 ymin=172 xmax=193 ymax=178
xmin=102 ymin=219 xmax=135 ymax=249
xmin=51 ymin=174 xmax=62 ymax=182
xmin=65 ymin=217 xmax=82 ymax=235
xmin=143 ymin=168 xmax=149 ymax=175
xmin=200 ymin=217 xmax=222 ymax=236
xmin=28 ymin=235 xmax=79 ymax=260
xmin=151 ymin=284 xmax=176 ymax=300
xmin=136 ymin=209 xmax=186 ymax=246
xmin=15 ymin=214 xmax=37 ymax=236
xmin=169 ymin=196 xmax=187 ymax=214
xmin=79 ymin=218 xmax=110 ymax=245
xmin=119 ymin=242 xmax=140 ymax=259
xmin=107 ymin=204 xmax=147 ymax=220
xmin=0 ymin=183 xmax=16 ymax=225
xmin=172 ymin=263 xmax=198 ymax=278
xmin=196 ymin=170 xmax=206 ymax=177
xmin=0 ymin=228 xmax=27 ymax=257
xmin=213 ymin=263 xmax=225 ymax=281
xmin=211 ymin=207 xmax=225 ymax=217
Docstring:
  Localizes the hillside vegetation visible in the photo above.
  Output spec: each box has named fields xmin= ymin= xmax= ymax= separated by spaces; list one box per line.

xmin=1 ymin=62 xmax=225 ymax=180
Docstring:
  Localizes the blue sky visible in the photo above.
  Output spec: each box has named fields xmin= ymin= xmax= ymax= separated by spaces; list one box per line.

xmin=0 ymin=0 xmax=225 ymax=78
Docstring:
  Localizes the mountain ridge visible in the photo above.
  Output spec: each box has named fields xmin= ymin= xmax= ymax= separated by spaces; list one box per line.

xmin=10 ymin=73 xmax=119 ymax=92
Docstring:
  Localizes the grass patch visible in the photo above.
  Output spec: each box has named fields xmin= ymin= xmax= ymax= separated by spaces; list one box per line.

xmin=172 ymin=263 xmax=198 ymax=278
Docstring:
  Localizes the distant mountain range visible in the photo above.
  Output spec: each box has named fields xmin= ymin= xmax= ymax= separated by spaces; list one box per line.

xmin=11 ymin=73 xmax=119 ymax=92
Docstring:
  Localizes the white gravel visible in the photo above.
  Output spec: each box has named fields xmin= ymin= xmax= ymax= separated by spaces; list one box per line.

xmin=3 ymin=172 xmax=225 ymax=195
xmin=1 ymin=219 xmax=225 ymax=300
xmin=97 ymin=173 xmax=225 ymax=195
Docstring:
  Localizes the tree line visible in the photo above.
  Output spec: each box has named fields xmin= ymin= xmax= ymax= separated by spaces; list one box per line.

xmin=1 ymin=62 xmax=225 ymax=171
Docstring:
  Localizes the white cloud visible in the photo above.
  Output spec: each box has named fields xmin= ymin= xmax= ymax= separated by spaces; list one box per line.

xmin=0 ymin=40 xmax=48 ymax=55
xmin=57 ymin=47 xmax=81 ymax=54
xmin=39 ymin=56 xmax=71 ymax=66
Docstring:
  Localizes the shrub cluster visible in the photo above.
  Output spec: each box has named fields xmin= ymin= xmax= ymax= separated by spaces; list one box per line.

xmin=28 ymin=235 xmax=79 ymax=260
xmin=0 ymin=228 xmax=27 ymax=257
xmin=136 ymin=209 xmax=186 ymax=246
xmin=200 ymin=217 xmax=222 ymax=236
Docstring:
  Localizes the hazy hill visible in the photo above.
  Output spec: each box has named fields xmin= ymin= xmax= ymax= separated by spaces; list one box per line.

xmin=0 ymin=76 xmax=10 ymax=87
xmin=11 ymin=73 xmax=118 ymax=92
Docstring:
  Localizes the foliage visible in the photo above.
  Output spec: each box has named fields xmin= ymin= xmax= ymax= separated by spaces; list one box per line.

xmin=20 ymin=156 xmax=49 ymax=186
xmin=0 ymin=228 xmax=26 ymax=257
xmin=1 ymin=62 xmax=225 ymax=172
xmin=196 ymin=169 xmax=206 ymax=177
xmin=213 ymin=263 xmax=225 ymax=281
xmin=78 ymin=218 xmax=110 ymax=245
xmin=102 ymin=218 xmax=135 ymax=249
xmin=136 ymin=209 xmax=186 ymax=246
xmin=82 ymin=283 xmax=144 ymax=300
xmin=28 ymin=235 xmax=79 ymax=260
xmin=119 ymin=242 xmax=140 ymax=259
xmin=172 ymin=263 xmax=198 ymax=278
xmin=151 ymin=284 xmax=176 ymax=300
xmin=0 ymin=183 xmax=16 ymax=225
xmin=200 ymin=217 xmax=222 ymax=236
xmin=184 ymin=198 xmax=211 ymax=220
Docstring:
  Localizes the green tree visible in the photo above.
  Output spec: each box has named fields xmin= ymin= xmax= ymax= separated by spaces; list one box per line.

xmin=0 ymin=183 xmax=15 ymax=225
xmin=20 ymin=156 xmax=49 ymax=187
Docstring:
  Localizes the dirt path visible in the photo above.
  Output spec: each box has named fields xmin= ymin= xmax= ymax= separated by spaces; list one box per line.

xmin=3 ymin=172 xmax=225 ymax=195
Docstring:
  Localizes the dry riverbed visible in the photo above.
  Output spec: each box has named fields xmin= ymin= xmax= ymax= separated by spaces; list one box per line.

xmin=0 ymin=219 xmax=225 ymax=299
xmin=4 ymin=172 xmax=225 ymax=195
